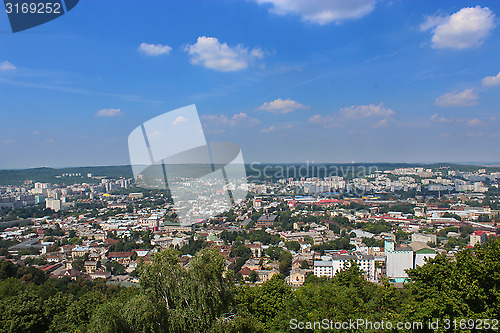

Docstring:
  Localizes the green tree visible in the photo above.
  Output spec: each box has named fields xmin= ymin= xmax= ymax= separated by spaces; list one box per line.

xmin=248 ymin=270 xmax=258 ymax=283
xmin=403 ymin=238 xmax=500 ymax=327
xmin=137 ymin=247 xmax=234 ymax=332
xmin=236 ymin=275 xmax=292 ymax=331
xmin=279 ymin=251 xmax=292 ymax=276
xmin=284 ymin=241 xmax=300 ymax=252
xmin=265 ymin=246 xmax=281 ymax=261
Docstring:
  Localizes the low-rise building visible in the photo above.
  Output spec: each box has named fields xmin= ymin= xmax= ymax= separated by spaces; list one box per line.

xmin=314 ymin=253 xmax=376 ymax=282
xmin=469 ymin=230 xmax=488 ymax=246
xmin=287 ymin=268 xmax=310 ymax=286
xmin=385 ymin=240 xmax=414 ymax=283
xmin=411 ymin=233 xmax=437 ymax=244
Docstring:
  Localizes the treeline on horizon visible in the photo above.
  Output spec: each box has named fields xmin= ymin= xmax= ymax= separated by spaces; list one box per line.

xmin=0 ymin=239 xmax=499 ymax=333
xmin=1 ymin=162 xmax=499 ymax=185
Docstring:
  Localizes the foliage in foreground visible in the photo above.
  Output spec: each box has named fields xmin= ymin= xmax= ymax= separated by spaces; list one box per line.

xmin=0 ymin=239 xmax=499 ymax=332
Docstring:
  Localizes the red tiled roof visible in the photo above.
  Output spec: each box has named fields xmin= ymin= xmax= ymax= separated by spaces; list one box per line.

xmin=239 ymin=267 xmax=253 ymax=276
xmin=108 ymin=251 xmax=133 ymax=258
xmin=41 ymin=264 xmax=58 ymax=271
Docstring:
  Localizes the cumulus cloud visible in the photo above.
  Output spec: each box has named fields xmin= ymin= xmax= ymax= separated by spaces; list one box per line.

xmin=95 ymin=108 xmax=122 ymax=117
xmin=466 ymin=131 xmax=498 ymax=138
xmin=430 ymin=113 xmax=452 ymax=123
xmin=421 ymin=6 xmax=496 ymax=49
xmin=202 ymin=113 xmax=260 ymax=130
xmin=372 ymin=118 xmax=390 ymax=128
xmin=482 ymin=72 xmax=500 ymax=87
xmin=309 ymin=103 xmax=394 ymax=128
xmin=431 ymin=113 xmax=484 ymax=126
xmin=172 ymin=116 xmax=188 ymax=125
xmin=148 ymin=130 xmax=165 ymax=138
xmin=184 ymin=37 xmax=265 ymax=72
xmin=1 ymin=139 xmax=15 ymax=145
xmin=138 ymin=43 xmax=172 ymax=56
xmin=309 ymin=114 xmax=331 ymax=124
xmin=340 ymin=103 xmax=394 ymax=119
xmin=257 ymin=98 xmax=309 ymax=114
xmin=0 ymin=61 xmax=16 ymax=71
xmin=255 ymin=0 xmax=375 ymax=25
xmin=308 ymin=114 xmax=337 ymax=128
xmin=467 ymin=118 xmax=483 ymax=126
xmin=435 ymin=89 xmax=478 ymax=107
xmin=260 ymin=126 xmax=276 ymax=133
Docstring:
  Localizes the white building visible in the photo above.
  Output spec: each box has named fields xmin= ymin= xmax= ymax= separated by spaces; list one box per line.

xmin=385 ymin=240 xmax=413 ymax=283
xmin=414 ymin=248 xmax=437 ymax=267
xmin=314 ymin=253 xmax=376 ymax=282
xmin=411 ymin=233 xmax=437 ymax=244
xmin=469 ymin=231 xmax=488 ymax=247
xmin=46 ymin=198 xmax=63 ymax=212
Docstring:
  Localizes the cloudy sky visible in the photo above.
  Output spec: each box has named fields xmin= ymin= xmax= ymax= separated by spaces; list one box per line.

xmin=1 ymin=0 xmax=499 ymax=168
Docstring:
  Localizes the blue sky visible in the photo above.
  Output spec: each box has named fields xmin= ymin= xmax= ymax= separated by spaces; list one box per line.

xmin=1 ymin=0 xmax=499 ymax=168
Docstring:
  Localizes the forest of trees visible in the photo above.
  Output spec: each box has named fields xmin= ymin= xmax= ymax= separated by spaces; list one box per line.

xmin=1 ymin=238 xmax=499 ymax=332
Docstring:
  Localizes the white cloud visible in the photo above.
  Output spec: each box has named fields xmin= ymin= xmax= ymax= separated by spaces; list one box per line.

xmin=255 ymin=0 xmax=375 ymax=25
xmin=482 ymin=72 xmax=500 ymax=87
xmin=138 ymin=43 xmax=172 ymax=56
xmin=149 ymin=130 xmax=165 ymax=138
xmin=308 ymin=114 xmax=335 ymax=125
xmin=430 ymin=113 xmax=452 ymax=123
xmin=431 ymin=113 xmax=484 ymax=126
xmin=260 ymin=126 xmax=276 ymax=133
xmin=467 ymin=118 xmax=483 ymax=126
xmin=95 ymin=108 xmax=122 ymax=117
xmin=1 ymin=139 xmax=15 ymax=145
xmin=435 ymin=89 xmax=478 ymax=107
xmin=421 ymin=6 xmax=496 ymax=49
xmin=0 ymin=61 xmax=16 ymax=71
xmin=257 ymin=98 xmax=309 ymax=114
xmin=309 ymin=103 xmax=394 ymax=128
xmin=372 ymin=118 xmax=389 ymax=128
xmin=202 ymin=113 xmax=260 ymax=128
xmin=184 ymin=36 xmax=265 ymax=72
xmin=466 ymin=131 xmax=498 ymax=138
xmin=340 ymin=103 xmax=394 ymax=119
xmin=172 ymin=116 xmax=188 ymax=125
xmin=419 ymin=16 xmax=447 ymax=32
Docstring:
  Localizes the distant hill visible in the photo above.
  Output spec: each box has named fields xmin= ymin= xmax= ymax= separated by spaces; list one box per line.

xmin=0 ymin=162 xmax=498 ymax=185
xmin=0 ymin=165 xmax=133 ymax=185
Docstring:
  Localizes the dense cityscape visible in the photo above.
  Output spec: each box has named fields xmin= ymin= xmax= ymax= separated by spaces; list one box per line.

xmin=2 ymin=0 xmax=500 ymax=331
xmin=0 ymin=164 xmax=499 ymax=331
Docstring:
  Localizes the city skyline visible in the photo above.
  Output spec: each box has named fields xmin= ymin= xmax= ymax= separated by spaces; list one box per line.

xmin=1 ymin=0 xmax=500 ymax=169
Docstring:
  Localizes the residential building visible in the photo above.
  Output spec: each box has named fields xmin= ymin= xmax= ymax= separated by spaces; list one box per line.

xmin=256 ymin=215 xmax=278 ymax=228
xmin=313 ymin=253 xmax=376 ymax=282
xmin=469 ymin=230 xmax=488 ymax=246
xmin=385 ymin=240 xmax=414 ymax=283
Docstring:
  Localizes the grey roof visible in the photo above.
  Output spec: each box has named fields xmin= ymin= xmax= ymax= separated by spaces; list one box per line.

xmin=9 ymin=237 xmax=42 ymax=250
